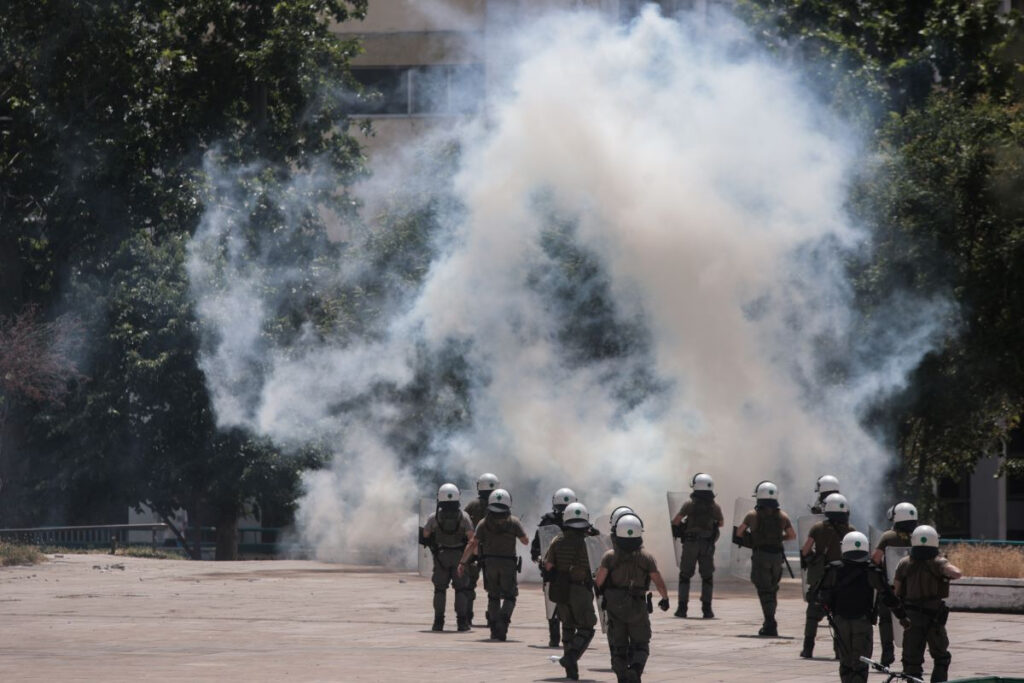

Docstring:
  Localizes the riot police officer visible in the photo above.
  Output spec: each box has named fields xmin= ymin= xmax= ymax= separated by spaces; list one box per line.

xmin=544 ymin=502 xmax=599 ymax=681
xmin=893 ymin=525 xmax=962 ymax=682
xmin=670 ymin=472 xmax=724 ymax=618
xmin=800 ymin=492 xmax=855 ymax=659
xmin=814 ymin=531 xmax=905 ymax=683
xmin=735 ymin=481 xmax=796 ymax=636
xmin=420 ymin=483 xmax=475 ymax=631
xmin=532 ymin=487 xmax=579 ymax=647
xmin=595 ymin=513 xmax=670 ymax=683
xmin=463 ymin=473 xmax=499 ymax=625
xmin=872 ymin=502 xmax=918 ymax=665
xmin=458 ymin=488 xmax=528 ymax=641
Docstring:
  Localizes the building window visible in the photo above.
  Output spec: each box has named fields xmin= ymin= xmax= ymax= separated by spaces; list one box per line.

xmin=351 ymin=65 xmax=484 ymax=116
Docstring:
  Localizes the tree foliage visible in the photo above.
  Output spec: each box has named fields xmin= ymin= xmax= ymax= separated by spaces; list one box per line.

xmin=0 ymin=0 xmax=367 ymax=556
xmin=740 ymin=0 xmax=1024 ymax=516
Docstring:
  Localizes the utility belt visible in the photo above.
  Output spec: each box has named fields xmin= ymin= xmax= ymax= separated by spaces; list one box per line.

xmin=905 ymin=600 xmax=949 ymax=625
xmin=753 ymin=545 xmax=784 ymax=554
xmin=437 ymin=544 xmax=466 ymax=551
xmin=606 ymin=584 xmax=649 ymax=598
xmin=684 ymin=531 xmax=715 ymax=541
xmin=480 ymin=554 xmax=517 ymax=560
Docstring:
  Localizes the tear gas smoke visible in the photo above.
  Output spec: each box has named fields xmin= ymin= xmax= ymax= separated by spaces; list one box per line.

xmin=186 ymin=6 xmax=951 ymax=569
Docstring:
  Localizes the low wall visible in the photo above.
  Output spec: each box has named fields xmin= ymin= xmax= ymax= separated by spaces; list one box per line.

xmin=947 ymin=577 xmax=1024 ymax=613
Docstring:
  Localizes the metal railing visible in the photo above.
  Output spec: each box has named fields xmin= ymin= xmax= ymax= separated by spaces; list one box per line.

xmin=0 ymin=523 xmax=168 ymax=551
xmin=940 ymin=538 xmax=1024 ymax=546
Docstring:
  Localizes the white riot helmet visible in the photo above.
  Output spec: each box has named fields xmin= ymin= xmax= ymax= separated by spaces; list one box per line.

xmin=437 ymin=483 xmax=460 ymax=503
xmin=563 ymin=502 xmax=590 ymax=529
xmin=552 ymin=487 xmax=578 ymax=511
xmin=755 ymin=481 xmax=779 ymax=501
xmin=893 ymin=502 xmax=918 ymax=525
xmin=691 ymin=473 xmax=714 ymax=491
xmin=487 ymin=488 xmax=512 ymax=513
xmin=815 ymin=475 xmax=840 ymax=495
xmin=476 ymin=473 xmax=500 ymax=492
xmin=841 ymin=531 xmax=870 ymax=561
xmin=614 ymin=514 xmax=644 ymax=539
xmin=911 ymin=525 xmax=939 ymax=548
xmin=609 ymin=505 xmax=635 ymax=527
xmin=823 ymin=493 xmax=850 ymax=514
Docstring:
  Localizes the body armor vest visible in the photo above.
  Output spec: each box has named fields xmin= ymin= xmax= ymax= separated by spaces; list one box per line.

xmin=686 ymin=497 xmax=717 ymax=533
xmin=434 ymin=508 xmax=465 ymax=547
xmin=551 ymin=529 xmax=590 ymax=582
xmin=480 ymin=514 xmax=518 ymax=557
xmin=607 ymin=550 xmax=652 ymax=592
xmin=814 ymin=521 xmax=852 ymax=562
xmin=751 ymin=509 xmax=783 ymax=548
xmin=902 ymin=558 xmax=950 ymax=601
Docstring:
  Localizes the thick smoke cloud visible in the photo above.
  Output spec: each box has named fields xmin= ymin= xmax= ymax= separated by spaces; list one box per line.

xmin=186 ymin=6 xmax=950 ymax=569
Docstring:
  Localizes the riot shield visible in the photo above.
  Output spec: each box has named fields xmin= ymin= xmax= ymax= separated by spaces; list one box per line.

xmin=884 ymin=545 xmax=910 ymax=645
xmin=418 ymin=498 xmax=435 ymax=578
xmin=884 ymin=546 xmax=911 ymax=585
xmin=729 ymin=497 xmax=753 ymax=582
xmin=797 ymin=513 xmax=825 ymax=599
xmin=869 ymin=524 xmax=884 ymax=554
xmin=537 ymin=524 xmax=562 ymax=620
xmin=585 ymin=532 xmax=613 ymax=632
xmin=666 ymin=491 xmax=687 ymax=567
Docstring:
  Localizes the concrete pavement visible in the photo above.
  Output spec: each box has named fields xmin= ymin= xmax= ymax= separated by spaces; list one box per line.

xmin=1 ymin=554 xmax=1021 ymax=681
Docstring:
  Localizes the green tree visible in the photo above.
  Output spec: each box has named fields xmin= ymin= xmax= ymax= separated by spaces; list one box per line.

xmin=738 ymin=0 xmax=1024 ymax=517
xmin=1 ymin=0 xmax=367 ymax=557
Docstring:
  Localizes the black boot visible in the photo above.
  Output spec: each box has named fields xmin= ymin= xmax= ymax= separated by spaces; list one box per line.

xmin=799 ymin=637 xmax=814 ymax=658
xmin=457 ymin=617 xmax=470 ymax=632
xmin=432 ymin=616 xmax=444 ymax=632
xmin=880 ymin=646 xmax=895 ymax=666
xmin=558 ymin=655 xmax=579 ymax=680
xmin=674 ymin=604 xmax=687 ymax=618
xmin=758 ymin=621 xmax=778 ymax=637
xmin=702 ymin=602 xmax=714 ymax=619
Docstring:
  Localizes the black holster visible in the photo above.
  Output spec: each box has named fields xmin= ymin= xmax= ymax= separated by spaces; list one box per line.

xmin=646 ymin=593 xmax=653 ymax=614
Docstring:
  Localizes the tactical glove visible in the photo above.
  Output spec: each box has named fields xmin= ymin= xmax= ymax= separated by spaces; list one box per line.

xmin=658 ymin=598 xmax=670 ymax=612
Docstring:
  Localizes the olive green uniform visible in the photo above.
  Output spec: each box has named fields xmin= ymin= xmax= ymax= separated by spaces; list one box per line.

xmin=474 ymin=513 xmax=526 ymax=640
xmin=423 ymin=509 xmax=474 ymax=628
xmin=874 ymin=528 xmax=911 ymax=664
xmin=894 ymin=555 xmax=953 ymax=682
xmin=599 ymin=547 xmax=659 ymax=683
xmin=463 ymin=497 xmax=487 ymax=623
xmin=675 ymin=497 xmax=723 ymax=614
xmin=742 ymin=507 xmax=793 ymax=634
xmin=816 ymin=560 xmax=899 ymax=683
xmin=803 ymin=519 xmax=855 ymax=656
xmin=544 ymin=528 xmax=598 ymax=678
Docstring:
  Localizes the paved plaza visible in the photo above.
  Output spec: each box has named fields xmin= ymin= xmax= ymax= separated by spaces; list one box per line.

xmin=1 ymin=554 xmax=1022 ymax=681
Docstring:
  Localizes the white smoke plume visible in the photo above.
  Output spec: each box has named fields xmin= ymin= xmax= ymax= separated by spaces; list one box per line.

xmin=186 ymin=5 xmax=951 ymax=569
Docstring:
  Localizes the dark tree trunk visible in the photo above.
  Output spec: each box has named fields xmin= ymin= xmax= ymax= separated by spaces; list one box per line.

xmin=215 ymin=511 xmax=239 ymax=561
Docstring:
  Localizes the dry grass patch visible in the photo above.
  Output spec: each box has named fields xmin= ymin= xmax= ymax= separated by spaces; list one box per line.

xmin=945 ymin=543 xmax=1024 ymax=579
xmin=0 ymin=541 xmax=46 ymax=566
